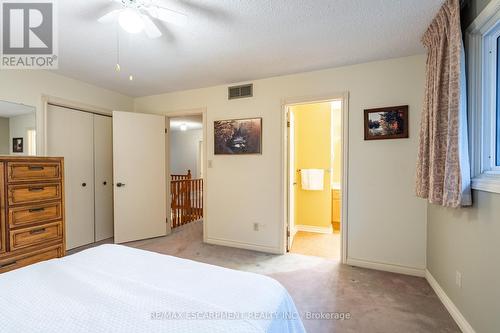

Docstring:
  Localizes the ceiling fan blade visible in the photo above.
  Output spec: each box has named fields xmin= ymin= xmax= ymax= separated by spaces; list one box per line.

xmin=98 ymin=9 xmax=122 ymax=24
xmin=141 ymin=15 xmax=162 ymax=39
xmin=146 ymin=6 xmax=187 ymax=26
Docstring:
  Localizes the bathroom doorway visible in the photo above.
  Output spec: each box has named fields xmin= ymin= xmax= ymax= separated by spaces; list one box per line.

xmin=285 ymin=97 xmax=347 ymax=261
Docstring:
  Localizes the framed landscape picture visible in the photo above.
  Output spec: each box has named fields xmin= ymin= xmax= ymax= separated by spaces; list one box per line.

xmin=364 ymin=105 xmax=409 ymax=140
xmin=214 ymin=117 xmax=262 ymax=154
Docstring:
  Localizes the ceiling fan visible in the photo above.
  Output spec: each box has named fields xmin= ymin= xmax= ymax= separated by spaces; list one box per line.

xmin=98 ymin=0 xmax=187 ymax=38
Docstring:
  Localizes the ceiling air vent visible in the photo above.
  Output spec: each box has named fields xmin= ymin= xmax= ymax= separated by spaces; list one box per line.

xmin=228 ymin=84 xmax=253 ymax=100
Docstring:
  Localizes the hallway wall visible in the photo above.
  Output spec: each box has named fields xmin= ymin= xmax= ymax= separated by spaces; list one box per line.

xmin=170 ymin=128 xmax=203 ymax=177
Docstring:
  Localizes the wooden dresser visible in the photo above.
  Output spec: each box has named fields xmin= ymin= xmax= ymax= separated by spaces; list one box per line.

xmin=0 ymin=157 xmax=65 ymax=273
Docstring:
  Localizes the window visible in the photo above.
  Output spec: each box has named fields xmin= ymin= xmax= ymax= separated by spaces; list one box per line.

xmin=481 ymin=21 xmax=500 ymax=174
xmin=467 ymin=1 xmax=500 ymax=193
xmin=497 ymin=35 xmax=500 ymax=167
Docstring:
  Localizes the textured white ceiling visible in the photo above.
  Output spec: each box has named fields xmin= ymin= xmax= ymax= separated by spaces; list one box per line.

xmin=54 ymin=0 xmax=443 ymax=97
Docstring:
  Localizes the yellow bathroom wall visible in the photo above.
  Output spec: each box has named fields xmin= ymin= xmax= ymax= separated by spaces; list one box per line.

xmin=292 ymin=102 xmax=332 ymax=228
xmin=331 ymin=102 xmax=342 ymax=187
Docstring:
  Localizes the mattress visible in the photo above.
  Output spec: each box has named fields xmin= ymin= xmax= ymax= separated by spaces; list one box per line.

xmin=0 ymin=244 xmax=306 ymax=333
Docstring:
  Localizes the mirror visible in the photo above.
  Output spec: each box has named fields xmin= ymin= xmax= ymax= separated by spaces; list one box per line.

xmin=0 ymin=100 xmax=37 ymax=156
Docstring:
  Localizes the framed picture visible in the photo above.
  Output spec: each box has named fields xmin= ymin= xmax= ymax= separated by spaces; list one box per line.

xmin=12 ymin=137 xmax=23 ymax=153
xmin=214 ymin=117 xmax=262 ymax=154
xmin=364 ymin=105 xmax=409 ymax=140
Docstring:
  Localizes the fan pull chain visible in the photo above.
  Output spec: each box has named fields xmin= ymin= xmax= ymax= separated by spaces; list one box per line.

xmin=114 ymin=18 xmax=134 ymax=81
xmin=115 ymin=25 xmax=121 ymax=72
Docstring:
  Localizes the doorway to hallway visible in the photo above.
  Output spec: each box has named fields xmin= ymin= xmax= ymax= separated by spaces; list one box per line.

xmin=168 ymin=113 xmax=205 ymax=229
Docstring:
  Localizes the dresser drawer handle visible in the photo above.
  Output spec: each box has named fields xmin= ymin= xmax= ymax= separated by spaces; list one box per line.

xmin=28 ymin=166 xmax=45 ymax=171
xmin=29 ymin=228 xmax=46 ymax=235
xmin=28 ymin=187 xmax=45 ymax=192
xmin=0 ymin=261 xmax=17 ymax=269
xmin=28 ymin=207 xmax=45 ymax=213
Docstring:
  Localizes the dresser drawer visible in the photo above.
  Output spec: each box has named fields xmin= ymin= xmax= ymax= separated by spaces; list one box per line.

xmin=9 ymin=221 xmax=63 ymax=251
xmin=0 ymin=244 xmax=63 ymax=274
xmin=8 ymin=202 xmax=62 ymax=228
xmin=0 ymin=218 xmax=4 ymax=255
xmin=7 ymin=183 xmax=62 ymax=205
xmin=0 ymin=162 xmax=4 ymax=254
xmin=7 ymin=162 xmax=61 ymax=182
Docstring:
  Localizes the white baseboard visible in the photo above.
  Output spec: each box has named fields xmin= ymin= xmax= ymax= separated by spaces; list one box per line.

xmin=295 ymin=224 xmax=333 ymax=234
xmin=346 ymin=258 xmax=425 ymax=277
xmin=425 ymin=270 xmax=476 ymax=333
xmin=205 ymin=237 xmax=284 ymax=254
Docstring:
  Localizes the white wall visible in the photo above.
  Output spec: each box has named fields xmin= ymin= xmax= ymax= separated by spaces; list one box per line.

xmin=135 ymin=55 xmax=428 ymax=271
xmin=170 ymin=129 xmax=203 ymax=177
xmin=0 ymin=70 xmax=134 ymax=155
xmin=428 ymin=191 xmax=500 ymax=333
xmin=0 ymin=117 xmax=9 ymax=155
xmin=9 ymin=113 xmax=36 ymax=155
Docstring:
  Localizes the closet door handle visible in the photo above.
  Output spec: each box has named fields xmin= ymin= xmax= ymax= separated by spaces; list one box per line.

xmin=116 ymin=182 xmax=125 ymax=187
xmin=103 ymin=181 xmax=107 ymax=186
xmin=82 ymin=183 xmax=87 ymax=187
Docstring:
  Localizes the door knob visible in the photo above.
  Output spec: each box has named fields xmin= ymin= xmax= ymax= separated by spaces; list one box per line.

xmin=103 ymin=181 xmax=107 ymax=186
xmin=116 ymin=182 xmax=125 ymax=187
xmin=82 ymin=183 xmax=87 ymax=187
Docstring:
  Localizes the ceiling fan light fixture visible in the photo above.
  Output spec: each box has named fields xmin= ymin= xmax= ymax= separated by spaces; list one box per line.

xmin=118 ymin=9 xmax=144 ymax=34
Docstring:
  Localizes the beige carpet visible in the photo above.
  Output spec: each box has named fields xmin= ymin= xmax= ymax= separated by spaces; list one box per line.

xmin=290 ymin=231 xmax=340 ymax=260
xmin=127 ymin=221 xmax=459 ymax=333
xmin=69 ymin=221 xmax=459 ymax=333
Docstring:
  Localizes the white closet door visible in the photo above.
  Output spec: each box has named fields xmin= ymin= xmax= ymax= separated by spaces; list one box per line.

xmin=94 ymin=114 xmax=114 ymax=242
xmin=113 ymin=111 xmax=167 ymax=243
xmin=47 ymin=105 xmax=95 ymax=250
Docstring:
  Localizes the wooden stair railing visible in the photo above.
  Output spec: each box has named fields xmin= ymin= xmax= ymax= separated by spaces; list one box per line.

xmin=170 ymin=170 xmax=203 ymax=228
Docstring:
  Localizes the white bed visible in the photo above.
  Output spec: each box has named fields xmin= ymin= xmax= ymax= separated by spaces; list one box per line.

xmin=0 ymin=244 xmax=306 ymax=333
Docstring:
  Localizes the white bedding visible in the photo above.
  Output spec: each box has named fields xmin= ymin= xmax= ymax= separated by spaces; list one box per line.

xmin=0 ymin=245 xmax=306 ymax=333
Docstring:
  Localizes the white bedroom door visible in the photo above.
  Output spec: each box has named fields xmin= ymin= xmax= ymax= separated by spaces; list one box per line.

xmin=112 ymin=111 xmax=168 ymax=243
xmin=287 ymin=109 xmax=296 ymax=251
